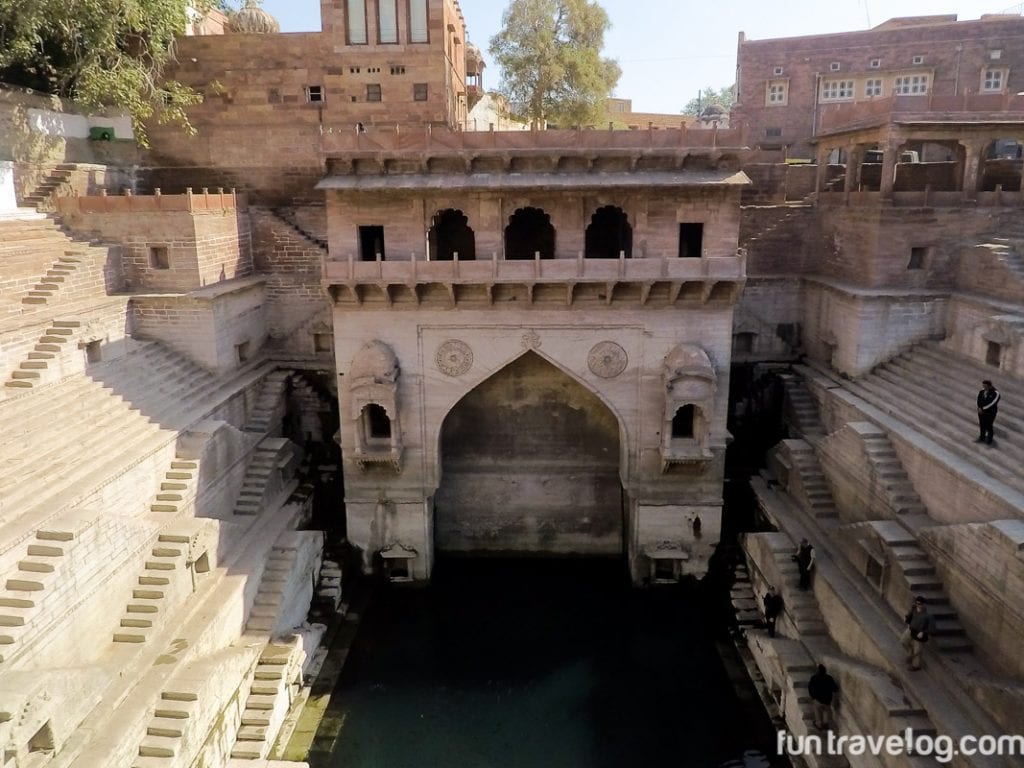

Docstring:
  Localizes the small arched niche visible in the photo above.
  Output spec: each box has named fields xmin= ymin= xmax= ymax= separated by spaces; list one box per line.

xmin=661 ymin=344 xmax=717 ymax=471
xmin=349 ymin=340 xmax=403 ymax=470
xmin=505 ymin=207 xmax=555 ymax=260
xmin=428 ymin=208 xmax=476 ymax=261
xmin=585 ymin=205 xmax=632 ymax=259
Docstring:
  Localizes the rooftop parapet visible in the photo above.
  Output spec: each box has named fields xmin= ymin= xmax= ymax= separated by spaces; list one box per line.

xmin=817 ymin=93 xmax=1024 ymax=137
xmin=55 ymin=188 xmax=247 ymax=215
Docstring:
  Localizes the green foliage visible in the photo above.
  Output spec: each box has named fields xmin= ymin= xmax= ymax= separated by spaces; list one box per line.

xmin=489 ymin=0 xmax=621 ymax=128
xmin=0 ymin=0 xmax=217 ymax=144
xmin=681 ymin=84 xmax=735 ymax=117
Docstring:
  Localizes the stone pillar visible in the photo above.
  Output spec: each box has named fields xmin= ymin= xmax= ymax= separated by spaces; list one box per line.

xmin=844 ymin=145 xmax=862 ymax=192
xmin=960 ymin=139 xmax=986 ymax=197
xmin=880 ymin=142 xmax=898 ymax=198
xmin=814 ymin=144 xmax=831 ymax=194
xmin=0 ymin=161 xmax=17 ymax=213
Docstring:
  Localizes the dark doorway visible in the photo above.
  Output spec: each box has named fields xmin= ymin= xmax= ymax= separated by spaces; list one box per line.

xmin=679 ymin=223 xmax=704 ymax=258
xmin=585 ymin=206 xmax=632 ymax=259
xmin=505 ymin=207 xmax=555 ymax=260
xmin=359 ymin=226 xmax=386 ymax=261
xmin=429 ymin=209 xmax=476 ymax=261
xmin=362 ymin=404 xmax=392 ymax=439
xmin=671 ymin=404 xmax=695 ymax=438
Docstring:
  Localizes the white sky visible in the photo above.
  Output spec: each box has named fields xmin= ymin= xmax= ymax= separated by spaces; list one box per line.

xmin=257 ymin=0 xmax=1023 ymax=113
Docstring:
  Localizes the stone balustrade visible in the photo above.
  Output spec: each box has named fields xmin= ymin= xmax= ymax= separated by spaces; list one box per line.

xmin=56 ymin=187 xmax=247 ymax=215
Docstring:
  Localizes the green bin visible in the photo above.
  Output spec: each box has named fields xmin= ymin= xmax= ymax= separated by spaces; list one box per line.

xmin=88 ymin=126 xmax=115 ymax=141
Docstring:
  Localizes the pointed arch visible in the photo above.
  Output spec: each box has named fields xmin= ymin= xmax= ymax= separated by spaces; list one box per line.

xmin=428 ymin=208 xmax=476 ymax=260
xmin=505 ymin=207 xmax=555 ymax=260
xmin=585 ymin=205 xmax=632 ymax=259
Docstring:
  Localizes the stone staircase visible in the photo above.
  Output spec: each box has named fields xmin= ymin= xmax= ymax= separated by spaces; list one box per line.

xmin=859 ymin=432 xmax=928 ymax=516
xmin=233 ymin=440 xmax=291 ymax=517
xmin=270 ymin=207 xmax=328 ymax=250
xmin=781 ymin=373 xmax=825 ymax=443
xmin=786 ymin=441 xmax=840 ymax=521
xmin=244 ymin=370 xmax=290 ymax=434
xmin=0 ymin=529 xmax=71 ymax=663
xmin=20 ymin=249 xmax=86 ymax=306
xmin=231 ymin=642 xmax=302 ymax=760
xmin=113 ymin=537 xmax=189 ymax=644
xmin=986 ymin=237 xmax=1024 ymax=282
xmin=4 ymin=319 xmax=83 ymax=390
xmin=244 ymin=545 xmax=299 ymax=634
xmin=150 ymin=458 xmax=200 ymax=515
xmin=867 ymin=521 xmax=972 ymax=654
xmin=764 ymin=532 xmax=829 ymax=637
xmin=846 ymin=341 xmax=1024 ymax=496
xmin=21 ymin=164 xmax=76 ymax=211
xmin=135 ymin=689 xmax=199 ymax=765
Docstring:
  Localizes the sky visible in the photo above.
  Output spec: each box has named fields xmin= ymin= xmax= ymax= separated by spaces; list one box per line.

xmin=255 ymin=0 xmax=1023 ymax=114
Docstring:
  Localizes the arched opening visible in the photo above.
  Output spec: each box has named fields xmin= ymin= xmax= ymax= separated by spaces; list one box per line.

xmin=361 ymin=403 xmax=392 ymax=440
xmin=428 ymin=208 xmax=476 ymax=261
xmin=504 ymin=207 xmax=555 ymax=260
xmin=980 ymin=138 xmax=1023 ymax=191
xmin=435 ymin=351 xmax=622 ymax=556
xmin=585 ymin=205 xmax=632 ymax=259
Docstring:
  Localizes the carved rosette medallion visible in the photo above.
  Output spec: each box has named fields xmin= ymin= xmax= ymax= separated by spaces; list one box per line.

xmin=588 ymin=341 xmax=628 ymax=379
xmin=435 ymin=339 xmax=473 ymax=377
xmin=521 ymin=330 xmax=542 ymax=349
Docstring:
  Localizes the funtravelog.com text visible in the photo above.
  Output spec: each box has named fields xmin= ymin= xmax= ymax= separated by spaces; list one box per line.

xmin=778 ymin=729 xmax=1024 ymax=764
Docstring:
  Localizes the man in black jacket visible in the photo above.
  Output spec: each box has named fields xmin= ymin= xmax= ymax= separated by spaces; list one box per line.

xmin=902 ymin=596 xmax=937 ymax=671
xmin=976 ymin=380 xmax=1001 ymax=446
xmin=808 ymin=664 xmax=840 ymax=730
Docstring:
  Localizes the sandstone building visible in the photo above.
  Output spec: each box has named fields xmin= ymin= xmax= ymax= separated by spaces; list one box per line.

xmin=0 ymin=3 xmax=1023 ymax=768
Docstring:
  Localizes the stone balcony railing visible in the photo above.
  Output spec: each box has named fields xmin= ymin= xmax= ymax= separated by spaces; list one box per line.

xmin=55 ymin=187 xmax=247 ymax=215
xmin=324 ymin=253 xmax=745 ymax=284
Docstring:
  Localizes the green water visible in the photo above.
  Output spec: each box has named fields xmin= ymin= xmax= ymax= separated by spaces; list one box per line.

xmin=308 ymin=557 xmax=780 ymax=768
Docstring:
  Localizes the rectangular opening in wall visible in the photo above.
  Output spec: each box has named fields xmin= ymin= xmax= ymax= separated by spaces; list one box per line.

xmin=907 ymin=246 xmax=928 ymax=270
xmin=366 ymin=83 xmax=382 ymax=102
xmin=235 ymin=340 xmax=250 ymax=364
xmin=653 ymin=559 xmax=675 ymax=582
xmin=413 ymin=82 xmax=428 ymax=101
xmin=733 ymin=332 xmax=755 ymax=355
xmin=986 ymin=341 xmax=1002 ymax=367
xmin=85 ymin=340 xmax=102 ymax=363
xmin=150 ymin=246 xmax=169 ymax=270
xmin=314 ymin=332 xmax=334 ymax=352
xmin=678 ymin=223 xmax=704 ymax=258
xmin=28 ymin=722 xmax=54 ymax=754
xmin=305 ymin=85 xmax=324 ymax=102
xmin=359 ymin=225 xmax=386 ymax=261
xmin=671 ymin=405 xmax=695 ymax=438
xmin=364 ymin=403 xmax=392 ymax=439
xmin=409 ymin=0 xmax=429 ymax=43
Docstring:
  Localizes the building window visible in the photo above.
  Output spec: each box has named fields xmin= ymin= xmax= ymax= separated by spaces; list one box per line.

xmin=346 ymin=0 xmax=367 ymax=44
xmin=390 ymin=65 xmax=406 ymax=75
xmin=990 ymin=49 xmax=1002 ymax=60
xmin=359 ymin=225 xmax=386 ymax=260
xmin=378 ymin=0 xmax=398 ymax=43
xmin=764 ymin=127 xmax=782 ymax=138
xmin=830 ymin=61 xmax=841 ymax=72
xmin=870 ymin=58 xmax=881 ymax=69
xmin=908 ymin=247 xmax=928 ymax=270
xmin=912 ymin=55 xmax=924 ymax=65
xmin=773 ymin=66 xmax=784 ymax=76
xmin=766 ymin=80 xmax=788 ymax=105
xmin=314 ymin=333 xmax=334 ymax=353
xmin=235 ymin=341 xmax=250 ymax=364
xmin=409 ymin=0 xmax=428 ymax=43
xmin=366 ymin=83 xmax=382 ymax=101
xmin=678 ymin=223 xmax=704 ymax=258
xmin=733 ymin=332 xmax=755 ymax=355
xmin=821 ymin=79 xmax=854 ymax=101
xmin=149 ymin=246 xmax=169 ymax=270
xmin=981 ymin=68 xmax=1005 ymax=93
xmin=865 ymin=79 xmax=883 ymax=97
xmin=85 ymin=340 xmax=102 ymax=363
xmin=367 ymin=66 xmax=380 ymax=73
xmin=413 ymin=82 xmax=428 ymax=101
xmin=894 ymin=74 xmax=928 ymax=95
xmin=305 ymin=85 xmax=324 ymax=103
xmin=349 ymin=66 xmax=361 ymax=74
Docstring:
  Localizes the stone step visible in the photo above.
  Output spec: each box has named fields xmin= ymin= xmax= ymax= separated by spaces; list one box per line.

xmin=240 ymin=711 xmax=272 ymax=727
xmin=145 ymin=561 xmax=177 ymax=571
xmin=139 ymin=575 xmax=171 ymax=586
xmin=236 ymin=724 xmax=269 ymax=741
xmin=121 ymin=617 xmax=154 ymax=628
xmin=254 ymin=668 xmax=285 ymax=681
xmin=138 ymin=735 xmax=178 ymax=758
xmin=26 ymin=543 xmax=63 ymax=557
xmin=6 ymin=577 xmax=47 ymax=591
xmin=18 ymin=559 xmax=55 ymax=573
xmin=11 ymin=370 xmax=41 ymax=380
xmin=0 ymin=594 xmax=35 ymax=609
xmin=165 ymin=471 xmax=193 ymax=480
xmin=113 ymin=631 xmax=148 ymax=643
xmin=20 ymin=361 xmax=49 ymax=371
xmin=27 ymin=352 xmax=56 ymax=361
xmin=244 ymin=694 xmax=277 ymax=711
xmin=133 ymin=589 xmax=165 ymax=600
xmin=247 ymin=616 xmax=274 ymax=631
xmin=3 ymin=380 xmax=34 ymax=388
xmin=127 ymin=603 xmax=160 ymax=614
xmin=34 ymin=343 xmax=63 ymax=353
xmin=230 ymin=744 xmax=265 ymax=760
xmin=152 ymin=547 xmax=182 ymax=558
xmin=156 ymin=493 xmax=184 ymax=502
xmin=147 ymin=717 xmax=185 ymax=738
xmin=170 ymin=460 xmax=198 ymax=470
xmin=250 ymin=681 xmax=280 ymax=696
xmin=150 ymin=503 xmax=180 ymax=513
xmin=161 ymin=482 xmax=188 ymax=491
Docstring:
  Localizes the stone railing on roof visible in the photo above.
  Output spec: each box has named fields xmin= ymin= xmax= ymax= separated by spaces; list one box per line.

xmin=55 ymin=187 xmax=247 ymax=215
xmin=320 ymin=125 xmax=747 ymax=155
xmin=817 ymin=93 xmax=1024 ymax=135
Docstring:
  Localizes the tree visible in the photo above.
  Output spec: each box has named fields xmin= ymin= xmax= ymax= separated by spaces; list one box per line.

xmin=489 ymin=0 xmax=621 ymax=128
xmin=682 ymin=84 xmax=735 ymax=117
xmin=0 ymin=0 xmax=225 ymax=144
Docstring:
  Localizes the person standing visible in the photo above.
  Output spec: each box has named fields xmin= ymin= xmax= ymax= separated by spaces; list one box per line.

xmin=976 ymin=380 xmax=1001 ymax=446
xmin=794 ymin=539 xmax=815 ymax=590
xmin=902 ymin=596 xmax=936 ymax=671
xmin=807 ymin=664 xmax=840 ymax=731
xmin=763 ymin=585 xmax=784 ymax=638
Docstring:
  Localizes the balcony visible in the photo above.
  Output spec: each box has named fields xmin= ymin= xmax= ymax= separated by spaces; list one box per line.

xmin=817 ymin=94 xmax=1024 ymax=136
